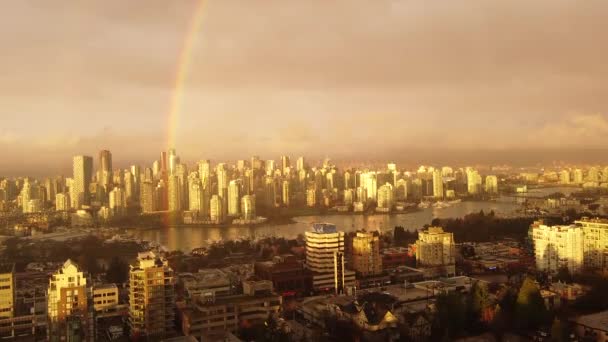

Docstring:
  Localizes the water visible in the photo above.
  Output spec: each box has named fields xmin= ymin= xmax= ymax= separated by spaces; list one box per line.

xmin=131 ymin=186 xmax=579 ymax=251
xmin=132 ymin=200 xmax=520 ymax=252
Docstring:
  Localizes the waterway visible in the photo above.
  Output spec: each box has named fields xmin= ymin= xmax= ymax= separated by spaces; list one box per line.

xmin=132 ymin=186 xmax=578 ymax=251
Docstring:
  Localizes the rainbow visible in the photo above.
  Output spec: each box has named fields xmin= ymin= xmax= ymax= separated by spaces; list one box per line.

xmin=166 ymin=0 xmax=208 ymax=150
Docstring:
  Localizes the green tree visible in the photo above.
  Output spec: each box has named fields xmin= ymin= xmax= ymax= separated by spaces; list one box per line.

xmin=551 ymin=317 xmax=567 ymax=342
xmin=434 ymin=292 xmax=467 ymax=339
xmin=106 ymin=257 xmax=129 ymax=284
xmin=514 ymin=277 xmax=549 ymax=330
xmin=466 ymin=281 xmax=491 ymax=331
xmin=554 ymin=266 xmax=572 ymax=283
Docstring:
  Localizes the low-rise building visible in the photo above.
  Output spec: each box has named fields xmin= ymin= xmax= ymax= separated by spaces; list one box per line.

xmin=92 ymin=284 xmax=119 ymax=312
xmin=254 ymin=255 xmax=312 ymax=296
xmin=180 ymin=280 xmax=282 ymax=340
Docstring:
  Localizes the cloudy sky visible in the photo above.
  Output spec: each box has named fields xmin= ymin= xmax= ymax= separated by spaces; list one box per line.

xmin=2 ymin=0 xmax=608 ymax=175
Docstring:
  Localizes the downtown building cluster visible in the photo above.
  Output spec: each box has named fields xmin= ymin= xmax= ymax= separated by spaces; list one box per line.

xmin=1 ymin=149 xmax=505 ymax=226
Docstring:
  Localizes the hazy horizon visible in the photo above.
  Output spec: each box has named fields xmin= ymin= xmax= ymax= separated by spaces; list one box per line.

xmin=2 ymin=0 xmax=608 ymax=176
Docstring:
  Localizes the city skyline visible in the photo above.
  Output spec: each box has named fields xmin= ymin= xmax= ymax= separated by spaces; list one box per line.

xmin=2 ymin=0 xmax=608 ymax=176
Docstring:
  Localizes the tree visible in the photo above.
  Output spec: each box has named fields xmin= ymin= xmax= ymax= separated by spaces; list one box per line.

xmin=106 ymin=257 xmax=129 ymax=284
xmin=467 ymin=281 xmax=492 ymax=331
xmin=514 ymin=277 xmax=550 ymax=330
xmin=554 ymin=267 xmax=572 ymax=283
xmin=434 ymin=292 xmax=467 ymax=339
xmin=551 ymin=318 xmax=567 ymax=342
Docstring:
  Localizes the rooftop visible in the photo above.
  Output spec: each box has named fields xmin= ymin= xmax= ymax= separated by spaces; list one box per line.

xmin=573 ymin=310 xmax=608 ymax=332
xmin=0 ymin=263 xmax=14 ymax=274
xmin=311 ymin=223 xmax=337 ymax=234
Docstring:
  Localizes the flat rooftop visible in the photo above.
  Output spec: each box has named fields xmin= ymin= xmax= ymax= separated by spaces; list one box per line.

xmin=573 ymin=310 xmax=608 ymax=332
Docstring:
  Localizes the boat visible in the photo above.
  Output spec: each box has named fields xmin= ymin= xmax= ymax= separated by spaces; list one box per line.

xmin=448 ymin=199 xmax=462 ymax=204
xmin=418 ymin=201 xmax=431 ymax=209
xmin=433 ymin=201 xmax=451 ymax=209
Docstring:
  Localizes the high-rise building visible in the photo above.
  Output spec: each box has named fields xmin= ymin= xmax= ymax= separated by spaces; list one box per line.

xmin=281 ymin=180 xmax=290 ymax=207
xmin=280 ymin=156 xmax=290 ymax=175
xmin=209 ymin=195 xmax=225 ymax=223
xmin=574 ymin=218 xmax=608 ymax=270
xmin=216 ymin=163 xmax=228 ymax=196
xmin=296 ymin=157 xmax=305 ymax=172
xmin=131 ymin=165 xmax=141 ymax=201
xmin=241 ymin=195 xmax=256 ymax=220
xmin=352 ymin=232 xmax=382 ymax=277
xmin=415 ymin=227 xmax=456 ymax=277
xmin=485 ymin=175 xmax=498 ymax=194
xmin=123 ymin=170 xmax=135 ymax=204
xmin=361 ymin=172 xmax=377 ymax=201
xmin=559 ymin=170 xmax=570 ymax=185
xmin=47 ymin=260 xmax=90 ymax=340
xmin=343 ymin=189 xmax=354 ymax=206
xmin=377 ymin=183 xmax=394 ymax=211
xmin=395 ymin=178 xmax=408 ymax=200
xmin=305 ymin=224 xmax=355 ymax=292
xmin=306 ymin=188 xmax=316 ymax=207
xmin=188 ymin=174 xmax=204 ymax=213
xmin=305 ymin=223 xmax=345 ymax=274
xmin=129 ymin=251 xmax=175 ymax=339
xmin=264 ymin=176 xmax=277 ymax=208
xmin=466 ymin=168 xmax=482 ymax=195
xmin=0 ymin=264 xmax=15 ymax=320
xmin=531 ymin=222 xmax=584 ymax=274
xmin=227 ymin=180 xmax=241 ymax=217
xmin=71 ymin=155 xmax=93 ymax=209
xmin=109 ymin=187 xmax=126 ymax=216
xmin=140 ymin=181 xmax=156 ymax=213
xmin=56 ymin=192 xmax=71 ymax=211
xmin=168 ymin=148 xmax=179 ymax=175
xmin=432 ymin=169 xmax=444 ymax=198
xmin=19 ymin=179 xmax=32 ymax=213
xmin=98 ymin=150 xmax=113 ymax=190
xmin=573 ymin=169 xmax=584 ymax=184
xmin=167 ymin=175 xmax=182 ymax=212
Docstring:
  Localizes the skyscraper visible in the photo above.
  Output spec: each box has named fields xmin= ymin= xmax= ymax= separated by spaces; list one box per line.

xmin=71 ymin=155 xmax=93 ymax=209
xmin=281 ymin=180 xmax=290 ymax=207
xmin=377 ymin=183 xmax=394 ymax=211
xmin=140 ymin=181 xmax=156 ymax=213
xmin=55 ymin=192 xmax=71 ymax=211
xmin=241 ymin=195 xmax=256 ymax=220
xmin=485 ymin=175 xmax=498 ymax=194
xmin=128 ymin=251 xmax=175 ymax=339
xmin=216 ymin=163 xmax=228 ymax=196
xmin=210 ymin=195 xmax=226 ymax=223
xmin=109 ymin=187 xmax=126 ymax=216
xmin=98 ymin=149 xmax=113 ymax=190
xmin=280 ymin=155 xmax=290 ymax=175
xmin=227 ymin=180 xmax=241 ymax=217
xmin=296 ymin=157 xmax=305 ymax=172
xmin=167 ymin=175 xmax=182 ymax=212
xmin=432 ymin=169 xmax=444 ymax=198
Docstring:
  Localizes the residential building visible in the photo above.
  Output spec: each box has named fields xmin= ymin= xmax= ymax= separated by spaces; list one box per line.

xmin=128 ymin=251 xmax=175 ymax=339
xmin=531 ymin=221 xmax=584 ymax=274
xmin=47 ymin=260 xmax=90 ymax=341
xmin=415 ymin=227 xmax=456 ymax=277
xmin=352 ymin=232 xmax=383 ymax=277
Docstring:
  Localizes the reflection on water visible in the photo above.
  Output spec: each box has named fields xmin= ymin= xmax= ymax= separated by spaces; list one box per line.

xmin=133 ymin=200 xmax=523 ymax=252
xmin=132 ymin=187 xmax=579 ymax=251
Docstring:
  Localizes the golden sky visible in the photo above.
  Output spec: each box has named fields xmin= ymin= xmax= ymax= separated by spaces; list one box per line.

xmin=1 ymin=0 xmax=608 ymax=174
